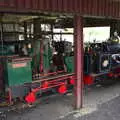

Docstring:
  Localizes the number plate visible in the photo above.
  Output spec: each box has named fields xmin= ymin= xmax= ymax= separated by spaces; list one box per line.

xmin=12 ymin=63 xmax=27 ymax=68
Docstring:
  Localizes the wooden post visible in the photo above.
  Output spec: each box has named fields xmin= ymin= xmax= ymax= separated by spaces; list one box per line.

xmin=74 ymin=15 xmax=84 ymax=109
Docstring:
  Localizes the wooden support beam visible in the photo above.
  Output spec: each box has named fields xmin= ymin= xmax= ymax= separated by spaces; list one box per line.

xmin=74 ymin=15 xmax=83 ymax=109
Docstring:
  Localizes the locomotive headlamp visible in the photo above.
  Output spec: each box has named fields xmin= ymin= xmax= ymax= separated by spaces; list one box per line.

xmin=102 ymin=60 xmax=109 ymax=67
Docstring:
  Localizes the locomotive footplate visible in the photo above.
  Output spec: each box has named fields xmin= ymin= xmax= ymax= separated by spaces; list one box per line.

xmin=32 ymin=73 xmax=75 ymax=83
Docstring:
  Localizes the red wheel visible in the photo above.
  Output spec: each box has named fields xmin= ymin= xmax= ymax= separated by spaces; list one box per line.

xmin=58 ymin=85 xmax=67 ymax=94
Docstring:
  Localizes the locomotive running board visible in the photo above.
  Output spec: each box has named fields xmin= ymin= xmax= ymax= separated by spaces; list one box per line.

xmin=32 ymin=73 xmax=75 ymax=83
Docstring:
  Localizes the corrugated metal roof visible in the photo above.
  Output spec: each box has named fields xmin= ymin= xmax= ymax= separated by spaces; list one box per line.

xmin=0 ymin=0 xmax=120 ymax=18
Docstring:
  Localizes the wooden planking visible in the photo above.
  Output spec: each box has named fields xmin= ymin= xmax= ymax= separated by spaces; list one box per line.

xmin=0 ymin=0 xmax=120 ymax=18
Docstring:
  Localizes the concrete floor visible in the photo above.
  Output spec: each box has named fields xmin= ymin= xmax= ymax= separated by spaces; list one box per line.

xmin=4 ymin=81 xmax=120 ymax=120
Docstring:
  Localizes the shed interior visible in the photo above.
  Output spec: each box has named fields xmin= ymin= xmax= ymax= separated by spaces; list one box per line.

xmin=0 ymin=13 xmax=119 ymax=108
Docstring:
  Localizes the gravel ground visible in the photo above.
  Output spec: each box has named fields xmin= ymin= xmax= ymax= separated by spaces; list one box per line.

xmin=2 ymin=82 xmax=120 ymax=120
xmin=59 ymin=96 xmax=120 ymax=120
